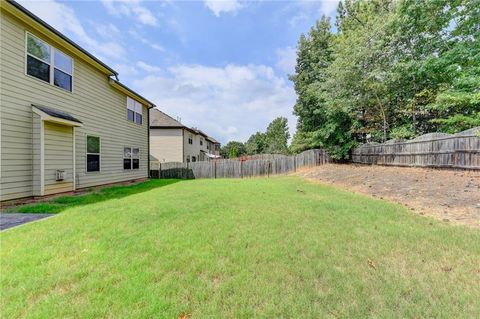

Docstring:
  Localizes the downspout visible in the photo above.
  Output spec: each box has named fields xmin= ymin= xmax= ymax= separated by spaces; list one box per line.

xmin=147 ymin=107 xmax=151 ymax=178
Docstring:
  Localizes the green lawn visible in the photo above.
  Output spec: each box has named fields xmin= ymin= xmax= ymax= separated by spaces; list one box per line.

xmin=1 ymin=177 xmax=479 ymax=318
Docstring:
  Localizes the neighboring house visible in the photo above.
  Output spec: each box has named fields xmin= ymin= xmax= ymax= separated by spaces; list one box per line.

xmin=150 ymin=108 xmax=221 ymax=163
xmin=0 ymin=0 xmax=156 ymax=202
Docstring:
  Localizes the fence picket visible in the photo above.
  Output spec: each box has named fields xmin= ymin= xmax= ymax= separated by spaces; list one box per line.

xmin=351 ymin=127 xmax=480 ymax=169
xmin=150 ymin=149 xmax=329 ymax=179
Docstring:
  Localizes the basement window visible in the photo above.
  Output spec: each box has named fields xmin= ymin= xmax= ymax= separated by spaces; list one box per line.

xmin=26 ymin=32 xmax=73 ymax=92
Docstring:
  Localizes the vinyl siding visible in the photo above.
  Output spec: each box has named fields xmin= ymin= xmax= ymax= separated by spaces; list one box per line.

xmin=184 ymin=130 xmax=209 ymax=162
xmin=0 ymin=10 xmax=149 ymax=201
xmin=150 ymin=128 xmax=183 ymax=162
xmin=44 ymin=122 xmax=73 ymax=195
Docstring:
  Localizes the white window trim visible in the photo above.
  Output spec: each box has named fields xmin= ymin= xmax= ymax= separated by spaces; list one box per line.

xmin=86 ymin=135 xmax=101 ymax=173
xmin=123 ymin=147 xmax=140 ymax=170
xmin=25 ymin=31 xmax=74 ymax=93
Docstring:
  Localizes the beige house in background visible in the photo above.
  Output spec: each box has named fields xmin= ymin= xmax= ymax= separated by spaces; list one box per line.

xmin=0 ymin=0 xmax=155 ymax=202
xmin=150 ymin=109 xmax=221 ymax=163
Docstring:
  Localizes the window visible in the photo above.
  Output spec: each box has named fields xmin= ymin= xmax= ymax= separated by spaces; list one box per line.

xmin=127 ymin=97 xmax=143 ymax=125
xmin=192 ymin=156 xmax=196 ymax=162
xmin=26 ymin=33 xmax=73 ymax=92
xmin=132 ymin=148 xmax=140 ymax=169
xmin=86 ymin=136 xmax=100 ymax=172
xmin=124 ymin=147 xmax=139 ymax=170
xmin=200 ymin=138 xmax=203 ymax=146
xmin=188 ymin=134 xmax=193 ymax=144
xmin=186 ymin=155 xmax=190 ymax=163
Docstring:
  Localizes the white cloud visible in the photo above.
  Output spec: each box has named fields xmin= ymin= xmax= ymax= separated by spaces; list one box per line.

xmin=17 ymin=0 xmax=126 ymax=61
xmin=320 ymin=0 xmax=341 ymax=16
xmin=276 ymin=46 xmax=296 ymax=75
xmin=204 ymin=0 xmax=244 ymax=17
xmin=129 ymin=30 xmax=165 ymax=52
xmin=136 ymin=61 xmax=162 ymax=73
xmin=150 ymin=43 xmax=166 ymax=52
xmin=288 ymin=0 xmax=340 ymax=28
xmin=133 ymin=64 xmax=296 ymax=143
xmin=101 ymin=0 xmax=158 ymax=27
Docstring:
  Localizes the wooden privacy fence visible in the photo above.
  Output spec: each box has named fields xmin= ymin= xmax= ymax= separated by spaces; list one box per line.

xmin=352 ymin=127 xmax=480 ymax=170
xmin=150 ymin=149 xmax=329 ymax=179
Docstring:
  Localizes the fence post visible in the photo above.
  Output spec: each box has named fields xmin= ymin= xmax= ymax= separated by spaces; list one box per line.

xmin=214 ymin=161 xmax=217 ymax=179
xmin=240 ymin=160 xmax=243 ymax=178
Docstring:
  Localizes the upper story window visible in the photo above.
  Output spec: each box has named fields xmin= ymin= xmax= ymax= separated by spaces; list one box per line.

xmin=26 ymin=32 xmax=73 ymax=92
xmin=127 ymin=97 xmax=143 ymax=125
xmin=188 ymin=134 xmax=193 ymax=144
xmin=200 ymin=137 xmax=204 ymax=146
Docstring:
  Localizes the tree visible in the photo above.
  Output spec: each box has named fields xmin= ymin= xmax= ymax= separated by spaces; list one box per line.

xmin=245 ymin=132 xmax=266 ymax=155
xmin=220 ymin=141 xmax=246 ymax=159
xmin=264 ymin=117 xmax=290 ymax=154
xmin=289 ymin=0 xmax=479 ymax=159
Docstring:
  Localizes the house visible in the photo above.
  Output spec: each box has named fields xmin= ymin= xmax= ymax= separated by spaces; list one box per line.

xmin=0 ymin=0 xmax=156 ymax=202
xmin=149 ymin=108 xmax=221 ymax=163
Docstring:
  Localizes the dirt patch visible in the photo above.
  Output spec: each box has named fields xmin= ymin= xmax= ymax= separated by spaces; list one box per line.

xmin=297 ymin=164 xmax=480 ymax=228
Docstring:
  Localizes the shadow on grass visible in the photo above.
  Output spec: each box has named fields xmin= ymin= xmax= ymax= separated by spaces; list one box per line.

xmin=10 ymin=179 xmax=181 ymax=214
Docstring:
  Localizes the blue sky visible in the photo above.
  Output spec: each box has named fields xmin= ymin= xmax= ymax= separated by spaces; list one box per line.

xmin=19 ymin=0 xmax=339 ymax=143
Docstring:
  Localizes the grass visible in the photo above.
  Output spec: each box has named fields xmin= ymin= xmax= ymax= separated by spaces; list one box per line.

xmin=1 ymin=177 xmax=479 ymax=318
xmin=8 ymin=179 xmax=179 ymax=213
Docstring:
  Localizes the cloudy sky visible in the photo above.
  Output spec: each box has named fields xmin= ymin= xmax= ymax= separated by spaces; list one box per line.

xmin=18 ymin=0 xmax=339 ymax=143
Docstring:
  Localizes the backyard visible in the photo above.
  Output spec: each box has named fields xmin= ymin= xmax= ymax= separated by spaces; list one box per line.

xmin=1 ymin=177 xmax=480 ymax=318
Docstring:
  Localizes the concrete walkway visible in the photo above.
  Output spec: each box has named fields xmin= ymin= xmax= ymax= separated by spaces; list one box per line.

xmin=0 ymin=213 xmax=54 ymax=231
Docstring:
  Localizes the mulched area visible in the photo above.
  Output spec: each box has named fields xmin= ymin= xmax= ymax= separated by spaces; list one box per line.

xmin=0 ymin=213 xmax=54 ymax=231
xmin=298 ymin=164 xmax=480 ymax=228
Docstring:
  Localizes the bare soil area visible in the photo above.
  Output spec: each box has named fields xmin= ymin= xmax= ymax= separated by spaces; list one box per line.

xmin=298 ymin=164 xmax=480 ymax=228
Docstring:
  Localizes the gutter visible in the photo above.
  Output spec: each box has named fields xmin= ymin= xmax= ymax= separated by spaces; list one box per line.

xmin=5 ymin=0 xmax=118 ymax=77
xmin=109 ymin=78 xmax=156 ymax=108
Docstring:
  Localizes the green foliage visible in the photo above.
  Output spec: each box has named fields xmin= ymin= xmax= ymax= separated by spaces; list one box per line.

xmin=264 ymin=117 xmax=290 ymax=154
xmin=224 ymin=117 xmax=291 ymax=157
xmin=220 ymin=141 xmax=246 ymax=158
xmin=245 ymin=132 xmax=266 ymax=155
xmin=389 ymin=124 xmax=415 ymax=140
xmin=291 ymin=0 xmax=480 ymax=157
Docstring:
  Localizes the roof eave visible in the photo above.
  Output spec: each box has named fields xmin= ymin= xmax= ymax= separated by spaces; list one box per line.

xmin=109 ymin=79 xmax=156 ymax=108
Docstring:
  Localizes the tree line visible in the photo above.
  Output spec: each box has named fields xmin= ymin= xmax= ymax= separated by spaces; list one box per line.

xmin=220 ymin=117 xmax=290 ymax=158
xmin=290 ymin=0 xmax=479 ymax=159
xmin=221 ymin=0 xmax=479 ymax=159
